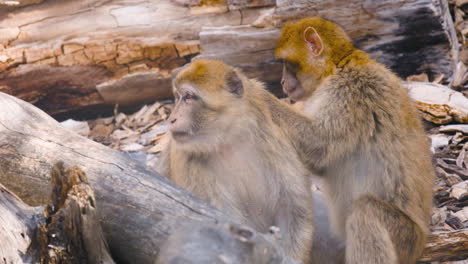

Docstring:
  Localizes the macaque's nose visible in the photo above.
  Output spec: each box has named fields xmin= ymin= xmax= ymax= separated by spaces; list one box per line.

xmin=170 ymin=118 xmax=177 ymax=124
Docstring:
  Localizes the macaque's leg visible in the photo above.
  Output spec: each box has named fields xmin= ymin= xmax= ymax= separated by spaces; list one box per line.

xmin=346 ymin=196 xmax=425 ymax=264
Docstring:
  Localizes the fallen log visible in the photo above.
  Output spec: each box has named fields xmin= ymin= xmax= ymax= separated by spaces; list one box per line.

xmin=0 ymin=92 xmax=466 ymax=263
xmin=0 ymin=159 xmax=295 ymax=264
xmin=0 ymin=91 xmax=295 ymax=263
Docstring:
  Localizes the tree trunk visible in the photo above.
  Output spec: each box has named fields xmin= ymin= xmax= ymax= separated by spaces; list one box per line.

xmin=0 ymin=159 xmax=296 ymax=264
xmin=0 ymin=0 xmax=458 ymax=118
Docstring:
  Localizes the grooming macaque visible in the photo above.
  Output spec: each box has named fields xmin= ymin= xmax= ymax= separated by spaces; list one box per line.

xmin=275 ymin=17 xmax=434 ymax=264
xmin=156 ymin=59 xmax=314 ymax=263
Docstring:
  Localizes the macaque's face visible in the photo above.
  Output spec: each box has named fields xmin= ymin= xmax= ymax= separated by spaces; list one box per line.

xmin=281 ymin=58 xmax=326 ymax=101
xmin=168 ymin=83 xmax=239 ymax=154
xmin=169 ymin=60 xmax=244 ymax=152
xmin=169 ymin=83 xmax=213 ymax=144
xmin=281 ymin=61 xmax=304 ymax=100
xmin=276 ymin=22 xmax=331 ymax=101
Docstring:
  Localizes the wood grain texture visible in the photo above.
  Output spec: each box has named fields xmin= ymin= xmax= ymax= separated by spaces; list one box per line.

xmin=0 ymin=184 xmax=42 ymax=263
xmin=0 ymin=0 xmax=459 ymax=118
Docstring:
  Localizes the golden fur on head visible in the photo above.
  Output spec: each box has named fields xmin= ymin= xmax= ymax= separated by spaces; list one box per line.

xmin=275 ymin=17 xmax=369 ymax=77
xmin=175 ymin=59 xmax=232 ymax=93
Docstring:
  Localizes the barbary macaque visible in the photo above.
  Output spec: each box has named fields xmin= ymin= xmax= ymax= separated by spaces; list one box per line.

xmin=275 ymin=17 xmax=434 ymax=264
xmin=156 ymin=59 xmax=314 ymax=263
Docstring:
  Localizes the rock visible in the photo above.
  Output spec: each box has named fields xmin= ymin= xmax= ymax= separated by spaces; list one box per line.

xmin=60 ymin=119 xmax=90 ymax=136
xmin=450 ymin=181 xmax=468 ymax=200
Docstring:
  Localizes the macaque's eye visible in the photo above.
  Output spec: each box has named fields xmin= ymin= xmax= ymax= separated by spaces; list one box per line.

xmin=182 ymin=93 xmax=198 ymax=102
xmin=285 ymin=61 xmax=300 ymax=73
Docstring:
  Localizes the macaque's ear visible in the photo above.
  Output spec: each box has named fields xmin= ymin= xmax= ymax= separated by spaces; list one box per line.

xmin=226 ymin=70 xmax=243 ymax=97
xmin=304 ymin=27 xmax=324 ymax=57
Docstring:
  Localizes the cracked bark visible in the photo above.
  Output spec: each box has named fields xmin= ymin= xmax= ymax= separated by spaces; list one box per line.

xmin=1 ymin=0 xmax=457 ymax=119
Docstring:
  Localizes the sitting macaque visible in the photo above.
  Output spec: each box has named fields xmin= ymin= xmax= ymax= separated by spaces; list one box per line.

xmin=275 ymin=17 xmax=435 ymax=264
xmin=157 ymin=59 xmax=314 ymax=263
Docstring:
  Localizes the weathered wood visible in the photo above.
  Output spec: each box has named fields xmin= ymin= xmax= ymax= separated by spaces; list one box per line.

xmin=0 ymin=92 xmax=297 ymax=264
xmin=200 ymin=0 xmax=459 ymax=92
xmin=404 ymin=81 xmax=468 ymax=124
xmin=0 ymin=0 xmax=249 ymax=117
xmin=38 ymin=162 xmax=115 ymax=264
xmin=0 ymin=159 xmax=294 ymax=264
xmin=0 ymin=183 xmax=42 ymax=263
xmin=0 ymin=163 xmax=115 ymax=264
xmin=198 ymin=25 xmax=284 ymax=96
xmin=419 ymin=230 xmax=468 ymax=263
xmin=0 ymin=0 xmax=459 ymax=118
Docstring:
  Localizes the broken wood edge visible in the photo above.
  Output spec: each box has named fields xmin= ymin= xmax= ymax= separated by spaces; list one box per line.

xmin=39 ymin=162 xmax=116 ymax=264
xmin=418 ymin=229 xmax=468 ymax=263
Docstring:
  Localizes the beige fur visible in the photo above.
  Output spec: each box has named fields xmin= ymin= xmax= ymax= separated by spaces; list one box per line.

xmin=157 ymin=59 xmax=314 ymax=263
xmin=276 ymin=17 xmax=435 ymax=264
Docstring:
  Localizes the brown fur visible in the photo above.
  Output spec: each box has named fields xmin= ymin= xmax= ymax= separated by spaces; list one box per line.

xmin=157 ymin=59 xmax=314 ymax=263
xmin=275 ymin=17 xmax=434 ymax=264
